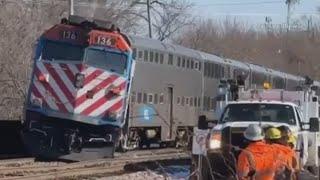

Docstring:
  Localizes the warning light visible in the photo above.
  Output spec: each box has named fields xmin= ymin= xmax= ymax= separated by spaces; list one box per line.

xmin=263 ymin=82 xmax=272 ymax=90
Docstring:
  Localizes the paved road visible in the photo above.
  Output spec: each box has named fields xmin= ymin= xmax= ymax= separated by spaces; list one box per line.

xmin=299 ymin=170 xmax=318 ymax=180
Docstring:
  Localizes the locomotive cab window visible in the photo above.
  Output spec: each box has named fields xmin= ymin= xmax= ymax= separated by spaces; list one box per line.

xmin=41 ymin=40 xmax=84 ymax=62
xmin=84 ymin=47 xmax=127 ymax=75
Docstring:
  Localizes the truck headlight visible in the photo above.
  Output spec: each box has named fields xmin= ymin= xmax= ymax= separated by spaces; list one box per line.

xmin=208 ymin=131 xmax=222 ymax=150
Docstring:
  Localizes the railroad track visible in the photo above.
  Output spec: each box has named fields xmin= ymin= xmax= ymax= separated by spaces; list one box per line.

xmin=0 ymin=148 xmax=190 ymax=180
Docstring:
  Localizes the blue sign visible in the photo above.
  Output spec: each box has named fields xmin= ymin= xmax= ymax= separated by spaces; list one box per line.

xmin=138 ymin=105 xmax=156 ymax=122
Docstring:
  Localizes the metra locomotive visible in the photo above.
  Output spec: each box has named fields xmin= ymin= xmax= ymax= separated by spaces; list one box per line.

xmin=22 ymin=16 xmax=134 ymax=160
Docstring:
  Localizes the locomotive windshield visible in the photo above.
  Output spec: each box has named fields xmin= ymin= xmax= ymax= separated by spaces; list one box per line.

xmin=41 ymin=40 xmax=84 ymax=61
xmin=220 ymin=103 xmax=296 ymax=125
xmin=84 ymin=48 xmax=127 ymax=75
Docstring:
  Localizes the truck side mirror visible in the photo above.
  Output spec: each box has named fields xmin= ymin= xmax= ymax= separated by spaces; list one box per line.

xmin=198 ymin=115 xmax=208 ymax=130
xmin=309 ymin=118 xmax=319 ymax=132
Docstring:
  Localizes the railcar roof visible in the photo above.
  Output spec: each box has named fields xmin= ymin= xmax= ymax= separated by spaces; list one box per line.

xmin=198 ymin=51 xmax=225 ymax=64
xmin=224 ymin=58 xmax=250 ymax=70
xmin=129 ymin=35 xmax=202 ymax=59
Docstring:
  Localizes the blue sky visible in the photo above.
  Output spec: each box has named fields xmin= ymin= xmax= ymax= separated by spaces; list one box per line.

xmin=190 ymin=0 xmax=320 ymax=25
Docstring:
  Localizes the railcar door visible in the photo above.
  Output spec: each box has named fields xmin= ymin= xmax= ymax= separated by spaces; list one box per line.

xmin=168 ymin=87 xmax=174 ymax=140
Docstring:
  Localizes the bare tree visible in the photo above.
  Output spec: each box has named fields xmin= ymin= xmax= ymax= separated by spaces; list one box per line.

xmin=0 ymin=0 xmax=68 ymax=119
xmin=174 ymin=17 xmax=320 ymax=79
xmin=74 ymin=0 xmax=143 ymax=34
xmin=150 ymin=0 xmax=194 ymax=41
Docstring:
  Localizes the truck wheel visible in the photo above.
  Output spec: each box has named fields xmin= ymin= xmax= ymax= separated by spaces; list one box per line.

xmin=307 ymin=165 xmax=319 ymax=177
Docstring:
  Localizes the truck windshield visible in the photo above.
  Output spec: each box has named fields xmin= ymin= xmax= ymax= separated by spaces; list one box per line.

xmin=221 ymin=103 xmax=296 ymax=125
xmin=84 ymin=48 xmax=127 ymax=75
xmin=41 ymin=40 xmax=84 ymax=61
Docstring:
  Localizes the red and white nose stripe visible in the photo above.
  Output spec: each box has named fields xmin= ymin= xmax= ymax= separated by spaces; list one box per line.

xmin=30 ymin=62 xmax=127 ymax=119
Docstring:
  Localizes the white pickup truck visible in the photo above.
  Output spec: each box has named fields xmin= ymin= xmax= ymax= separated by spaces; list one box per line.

xmin=205 ymin=84 xmax=320 ymax=178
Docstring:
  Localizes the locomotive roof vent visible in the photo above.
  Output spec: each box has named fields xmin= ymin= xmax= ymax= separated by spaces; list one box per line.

xmin=61 ymin=15 xmax=119 ymax=32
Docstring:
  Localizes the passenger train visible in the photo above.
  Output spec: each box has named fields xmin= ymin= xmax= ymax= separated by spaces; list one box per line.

xmin=125 ymin=36 xmax=320 ymax=149
xmin=22 ymin=16 xmax=320 ymax=160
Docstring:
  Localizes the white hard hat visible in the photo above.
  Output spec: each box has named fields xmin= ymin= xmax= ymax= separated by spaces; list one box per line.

xmin=244 ymin=124 xmax=264 ymax=141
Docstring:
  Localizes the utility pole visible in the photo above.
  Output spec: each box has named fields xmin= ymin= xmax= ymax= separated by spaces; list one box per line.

xmin=146 ymin=0 xmax=152 ymax=38
xmin=69 ymin=0 xmax=74 ymax=16
xmin=132 ymin=0 xmax=153 ymax=38
xmin=286 ymin=0 xmax=292 ymax=34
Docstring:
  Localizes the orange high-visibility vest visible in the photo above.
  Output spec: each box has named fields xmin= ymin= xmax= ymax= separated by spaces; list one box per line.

xmin=237 ymin=141 xmax=276 ymax=180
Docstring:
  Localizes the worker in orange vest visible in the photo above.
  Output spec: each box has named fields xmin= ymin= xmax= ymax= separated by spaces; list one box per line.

xmin=237 ymin=124 xmax=276 ymax=180
xmin=265 ymin=127 xmax=297 ymax=179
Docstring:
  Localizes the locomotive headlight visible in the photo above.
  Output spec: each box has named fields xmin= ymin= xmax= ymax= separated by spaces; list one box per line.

xmin=208 ymin=131 xmax=222 ymax=150
xmin=109 ymin=111 xmax=123 ymax=120
xmin=31 ymin=95 xmax=43 ymax=108
xmin=75 ymin=73 xmax=85 ymax=88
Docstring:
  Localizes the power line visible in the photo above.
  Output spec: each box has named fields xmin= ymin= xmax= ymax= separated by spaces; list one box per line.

xmin=195 ymin=1 xmax=283 ymax=7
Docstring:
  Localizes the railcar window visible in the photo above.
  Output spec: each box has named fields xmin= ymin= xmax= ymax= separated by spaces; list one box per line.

xmin=143 ymin=93 xmax=147 ymax=104
xmin=144 ymin=50 xmax=148 ymax=61
xmin=148 ymin=94 xmax=153 ymax=104
xmin=191 ymin=60 xmax=194 ymax=69
xmin=198 ymin=97 xmax=201 ymax=107
xmin=150 ymin=51 xmax=154 ymax=63
xmin=133 ymin=48 xmax=137 ymax=59
xmin=221 ymin=66 xmax=225 ymax=78
xmin=187 ymin=59 xmax=190 ymax=68
xmin=212 ymin=63 xmax=215 ymax=78
xmin=211 ymin=98 xmax=216 ymax=110
xmin=181 ymin=96 xmax=185 ymax=106
xmin=182 ymin=58 xmax=186 ymax=68
xmin=186 ymin=97 xmax=189 ymax=105
xmin=131 ymin=92 xmax=136 ymax=104
xmin=138 ymin=51 xmax=143 ymax=60
xmin=214 ymin=64 xmax=219 ymax=78
xmin=195 ymin=61 xmax=198 ymax=69
xmin=160 ymin=54 xmax=164 ymax=64
xmin=159 ymin=94 xmax=164 ymax=104
xmin=194 ymin=97 xmax=197 ymax=107
xmin=137 ymin=92 xmax=142 ymax=104
xmin=199 ymin=62 xmax=202 ymax=71
xmin=177 ymin=57 xmax=181 ymax=67
xmin=155 ymin=53 xmax=159 ymax=63
xmin=190 ymin=97 xmax=193 ymax=106
xmin=154 ymin=94 xmax=158 ymax=104
xmin=177 ymin=97 xmax=181 ymax=105
xmin=252 ymin=72 xmax=266 ymax=85
xmin=204 ymin=62 xmax=208 ymax=76
xmin=168 ymin=54 xmax=173 ymax=65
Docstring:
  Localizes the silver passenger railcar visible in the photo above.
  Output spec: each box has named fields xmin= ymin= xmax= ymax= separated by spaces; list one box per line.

xmin=121 ymin=36 xmax=318 ymax=149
